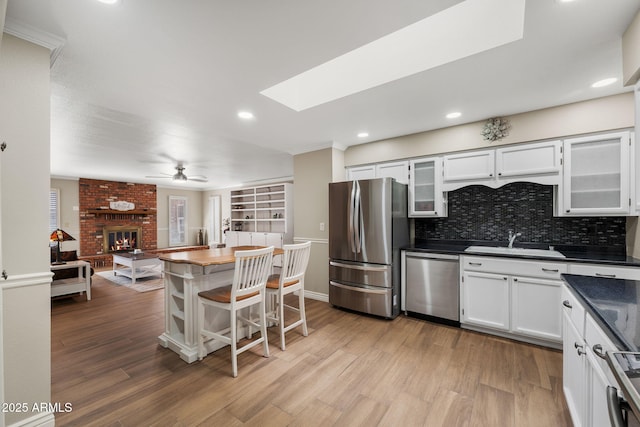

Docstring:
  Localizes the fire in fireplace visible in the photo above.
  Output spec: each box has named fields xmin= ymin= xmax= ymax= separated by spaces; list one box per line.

xmin=103 ymin=226 xmax=142 ymax=253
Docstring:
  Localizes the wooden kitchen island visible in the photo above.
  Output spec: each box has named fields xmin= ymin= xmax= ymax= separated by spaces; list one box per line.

xmin=157 ymin=246 xmax=283 ymax=363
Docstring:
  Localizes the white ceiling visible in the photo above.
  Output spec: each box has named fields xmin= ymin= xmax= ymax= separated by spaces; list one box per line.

xmin=4 ymin=0 xmax=640 ymax=189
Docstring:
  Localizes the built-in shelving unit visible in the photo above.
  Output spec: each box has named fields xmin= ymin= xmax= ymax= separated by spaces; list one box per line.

xmin=230 ymin=183 xmax=292 ymax=242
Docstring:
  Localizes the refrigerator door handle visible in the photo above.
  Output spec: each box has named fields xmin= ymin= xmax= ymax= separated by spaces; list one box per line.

xmin=348 ymin=182 xmax=356 ymax=253
xmin=330 ymin=261 xmax=389 ymax=272
xmin=354 ymin=180 xmax=362 ymax=253
xmin=330 ymin=281 xmax=389 ymax=295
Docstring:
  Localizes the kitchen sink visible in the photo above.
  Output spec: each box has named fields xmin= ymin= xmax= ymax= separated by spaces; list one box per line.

xmin=464 ymin=245 xmax=566 ymax=258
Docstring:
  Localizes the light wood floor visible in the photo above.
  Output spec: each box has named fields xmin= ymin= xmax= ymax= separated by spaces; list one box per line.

xmin=51 ymin=271 xmax=572 ymax=426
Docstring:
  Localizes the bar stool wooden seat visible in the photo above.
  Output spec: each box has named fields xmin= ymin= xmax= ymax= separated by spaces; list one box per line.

xmin=197 ymin=246 xmax=274 ymax=377
xmin=266 ymin=241 xmax=311 ymax=350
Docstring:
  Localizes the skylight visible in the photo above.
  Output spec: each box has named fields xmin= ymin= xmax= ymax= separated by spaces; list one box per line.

xmin=261 ymin=0 xmax=526 ymax=112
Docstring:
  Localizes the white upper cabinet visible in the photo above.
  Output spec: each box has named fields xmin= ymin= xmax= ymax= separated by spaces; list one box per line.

xmin=496 ymin=140 xmax=562 ymax=180
xmin=408 ymin=156 xmax=446 ymax=217
xmin=443 ymin=150 xmax=495 ymax=189
xmin=561 ymin=131 xmax=631 ymax=216
xmin=346 ymin=160 xmax=409 ymax=184
xmin=443 ymin=140 xmax=562 ymax=191
xmin=375 ymin=161 xmax=409 ymax=184
xmin=346 ymin=165 xmax=376 ymax=181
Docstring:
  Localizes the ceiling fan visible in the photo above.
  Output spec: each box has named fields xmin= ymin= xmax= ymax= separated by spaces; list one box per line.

xmin=146 ymin=165 xmax=208 ymax=183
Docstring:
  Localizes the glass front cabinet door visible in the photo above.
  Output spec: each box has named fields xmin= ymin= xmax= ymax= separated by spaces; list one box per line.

xmin=562 ymin=131 xmax=631 ymax=216
xmin=409 ymin=157 xmax=446 ymax=217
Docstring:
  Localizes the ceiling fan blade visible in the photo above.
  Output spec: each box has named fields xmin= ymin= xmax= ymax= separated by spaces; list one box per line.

xmin=189 ymin=177 xmax=208 ymax=183
xmin=145 ymin=174 xmax=172 ymax=178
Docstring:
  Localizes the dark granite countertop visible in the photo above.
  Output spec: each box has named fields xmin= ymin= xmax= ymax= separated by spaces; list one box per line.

xmin=403 ymin=239 xmax=640 ymax=267
xmin=562 ymin=274 xmax=640 ymax=352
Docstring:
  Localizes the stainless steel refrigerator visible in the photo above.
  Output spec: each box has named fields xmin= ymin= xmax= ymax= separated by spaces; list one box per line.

xmin=328 ymin=177 xmax=409 ymax=319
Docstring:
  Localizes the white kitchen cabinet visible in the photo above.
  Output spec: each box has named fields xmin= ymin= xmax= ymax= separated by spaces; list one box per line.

xmin=461 ymin=270 xmax=510 ymax=330
xmin=460 ymin=255 xmax=565 ymax=346
xmin=375 ymin=161 xmax=409 ymax=184
xmin=561 ymin=131 xmax=631 ymax=216
xmin=585 ymin=313 xmax=619 ymax=427
xmin=568 ymin=262 xmax=640 ymax=281
xmin=408 ymin=156 xmax=446 ymax=217
xmin=561 ymin=284 xmax=624 ymax=427
xmin=562 ymin=308 xmax=587 ymax=427
xmin=495 ymin=140 xmax=562 ymax=181
xmin=225 ymin=231 xmax=282 ymax=249
xmin=346 ymin=165 xmax=376 ymax=181
xmin=346 ymin=161 xmax=409 ymax=184
xmin=443 ymin=140 xmax=562 ymax=191
xmin=443 ymin=150 xmax=495 ymax=187
xmin=511 ymin=276 xmax=562 ymax=342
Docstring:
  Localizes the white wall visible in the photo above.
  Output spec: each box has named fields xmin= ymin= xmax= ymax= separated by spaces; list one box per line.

xmin=292 ymin=148 xmax=343 ymax=298
xmin=345 ymin=93 xmax=634 ymax=167
xmin=0 ymin=34 xmax=53 ymax=426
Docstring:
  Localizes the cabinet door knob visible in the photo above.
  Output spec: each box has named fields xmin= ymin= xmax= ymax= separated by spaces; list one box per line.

xmin=566 ymin=209 xmax=570 ymax=213
xmin=489 ymin=173 xmax=493 ymax=177
xmin=562 ymin=300 xmax=572 ymax=309
xmin=574 ymin=342 xmax=585 ymax=355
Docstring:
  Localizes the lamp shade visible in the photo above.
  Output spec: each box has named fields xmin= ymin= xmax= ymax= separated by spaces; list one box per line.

xmin=50 ymin=229 xmax=75 ymax=243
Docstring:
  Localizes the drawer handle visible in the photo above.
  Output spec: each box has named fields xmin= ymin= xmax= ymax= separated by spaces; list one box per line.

xmin=593 ymin=344 xmax=607 ymax=360
xmin=542 ymin=268 xmax=559 ymax=273
xmin=562 ymin=300 xmax=572 ymax=309
xmin=469 ymin=262 xmax=482 ymax=266
xmin=595 ymin=273 xmax=616 ymax=278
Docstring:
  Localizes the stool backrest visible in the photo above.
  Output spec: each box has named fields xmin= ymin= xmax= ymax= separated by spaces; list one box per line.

xmin=232 ymin=246 xmax=274 ymax=300
xmin=280 ymin=241 xmax=311 ymax=286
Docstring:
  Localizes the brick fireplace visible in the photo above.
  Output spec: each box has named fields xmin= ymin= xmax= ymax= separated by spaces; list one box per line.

xmin=79 ymin=178 xmax=157 ymax=266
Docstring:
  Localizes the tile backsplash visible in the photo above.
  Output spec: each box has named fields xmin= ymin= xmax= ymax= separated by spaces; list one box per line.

xmin=415 ymin=182 xmax=626 ymax=247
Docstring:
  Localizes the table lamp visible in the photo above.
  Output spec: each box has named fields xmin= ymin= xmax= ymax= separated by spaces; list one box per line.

xmin=50 ymin=229 xmax=75 ymax=265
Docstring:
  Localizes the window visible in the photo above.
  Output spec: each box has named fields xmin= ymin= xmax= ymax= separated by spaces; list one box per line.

xmin=169 ymin=196 xmax=188 ymax=246
xmin=207 ymin=195 xmax=221 ymax=245
xmin=49 ymin=188 xmax=60 ymax=233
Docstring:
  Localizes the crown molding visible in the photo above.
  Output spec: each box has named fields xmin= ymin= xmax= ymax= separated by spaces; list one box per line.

xmin=3 ymin=17 xmax=66 ymax=67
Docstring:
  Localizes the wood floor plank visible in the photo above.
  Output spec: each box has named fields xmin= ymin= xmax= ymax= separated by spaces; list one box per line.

xmin=468 ymin=384 xmax=515 ymax=427
xmin=50 ymin=271 xmax=572 ymax=426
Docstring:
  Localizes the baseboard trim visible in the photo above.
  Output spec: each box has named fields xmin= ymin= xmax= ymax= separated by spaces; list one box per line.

xmin=304 ymin=290 xmax=328 ymax=303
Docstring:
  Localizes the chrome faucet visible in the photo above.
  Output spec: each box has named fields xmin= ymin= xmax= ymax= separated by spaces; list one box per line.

xmin=508 ymin=230 xmax=522 ymax=248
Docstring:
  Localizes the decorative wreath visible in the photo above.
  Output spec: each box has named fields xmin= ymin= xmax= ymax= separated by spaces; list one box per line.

xmin=481 ymin=117 xmax=511 ymax=142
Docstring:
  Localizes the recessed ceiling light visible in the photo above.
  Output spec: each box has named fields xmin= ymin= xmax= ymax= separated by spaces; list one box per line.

xmin=446 ymin=112 xmax=462 ymax=119
xmin=97 ymin=0 xmax=119 ymax=4
xmin=238 ymin=111 xmax=254 ymax=119
xmin=357 ymin=132 xmax=369 ymax=138
xmin=591 ymin=78 xmax=617 ymax=88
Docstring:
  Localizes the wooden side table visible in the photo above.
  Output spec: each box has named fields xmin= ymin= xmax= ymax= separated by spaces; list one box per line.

xmin=51 ymin=260 xmax=91 ymax=300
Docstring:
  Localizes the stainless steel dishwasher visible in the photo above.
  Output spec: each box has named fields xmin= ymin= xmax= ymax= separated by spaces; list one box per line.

xmin=402 ymin=251 xmax=460 ymax=326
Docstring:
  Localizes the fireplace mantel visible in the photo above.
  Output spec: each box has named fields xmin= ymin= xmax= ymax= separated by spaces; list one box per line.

xmin=87 ymin=208 xmax=155 ymax=216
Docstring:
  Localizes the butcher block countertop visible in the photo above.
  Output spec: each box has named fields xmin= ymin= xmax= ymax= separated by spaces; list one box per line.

xmin=159 ymin=246 xmax=284 ymax=266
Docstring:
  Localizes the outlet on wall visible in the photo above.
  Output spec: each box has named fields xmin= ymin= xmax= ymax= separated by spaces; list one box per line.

xmin=320 ymin=222 xmax=325 ymax=231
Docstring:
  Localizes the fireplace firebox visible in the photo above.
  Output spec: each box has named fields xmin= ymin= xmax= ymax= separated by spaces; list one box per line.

xmin=103 ymin=226 xmax=142 ymax=253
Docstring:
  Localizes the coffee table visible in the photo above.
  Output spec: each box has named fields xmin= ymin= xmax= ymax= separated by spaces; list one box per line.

xmin=112 ymin=253 xmax=161 ymax=284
